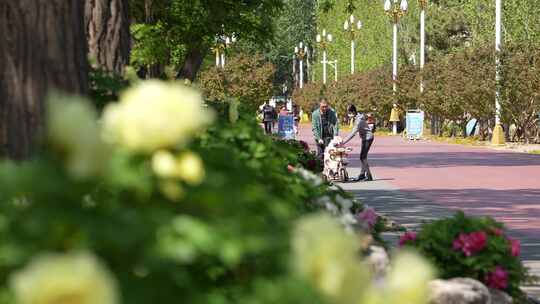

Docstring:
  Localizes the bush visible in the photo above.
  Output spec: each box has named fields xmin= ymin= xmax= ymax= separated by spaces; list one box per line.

xmin=199 ymin=53 xmax=276 ymax=113
xmin=399 ymin=212 xmax=530 ymax=299
xmin=0 ymin=80 xmax=389 ymax=304
xmin=295 ymin=42 xmax=540 ymax=142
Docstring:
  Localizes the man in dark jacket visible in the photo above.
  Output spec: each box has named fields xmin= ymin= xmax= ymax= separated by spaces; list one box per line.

xmin=342 ymin=105 xmax=375 ymax=181
xmin=312 ymin=98 xmax=339 ymax=158
xmin=260 ymin=102 xmax=276 ymax=135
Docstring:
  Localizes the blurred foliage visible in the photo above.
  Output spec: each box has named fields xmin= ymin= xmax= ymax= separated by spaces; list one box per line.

xmin=199 ymin=53 xmax=276 ymax=113
xmin=0 ymin=82 xmax=374 ymax=303
xmin=88 ymin=67 xmax=129 ymax=111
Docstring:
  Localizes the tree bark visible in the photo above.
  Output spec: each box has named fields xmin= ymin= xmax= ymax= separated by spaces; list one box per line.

xmin=176 ymin=46 xmax=205 ymax=82
xmin=85 ymin=0 xmax=130 ymax=75
xmin=0 ymin=0 xmax=88 ymax=159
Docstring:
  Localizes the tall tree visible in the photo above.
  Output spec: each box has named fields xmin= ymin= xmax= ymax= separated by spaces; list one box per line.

xmin=129 ymin=0 xmax=284 ymax=81
xmin=0 ymin=0 xmax=88 ymax=159
xmin=85 ymin=0 xmax=131 ymax=75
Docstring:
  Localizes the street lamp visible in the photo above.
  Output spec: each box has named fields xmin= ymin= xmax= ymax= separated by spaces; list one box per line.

xmin=328 ymin=59 xmax=338 ymax=82
xmin=385 ymin=0 xmax=407 ymax=135
xmin=316 ymin=29 xmax=333 ymax=85
xmin=418 ymin=0 xmax=427 ymax=93
xmin=294 ymin=42 xmax=308 ymax=89
xmin=384 ymin=0 xmax=408 ymax=93
xmin=213 ymin=34 xmax=237 ymax=68
xmin=343 ymin=14 xmax=363 ymax=74
xmin=492 ymin=0 xmax=505 ymax=145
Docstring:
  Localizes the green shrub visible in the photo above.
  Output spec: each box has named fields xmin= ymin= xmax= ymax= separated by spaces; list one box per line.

xmin=0 ymin=81 xmax=373 ymax=304
xmin=400 ymin=212 xmax=530 ymax=299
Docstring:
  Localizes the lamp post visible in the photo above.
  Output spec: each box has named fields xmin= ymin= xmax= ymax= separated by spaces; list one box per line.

xmin=316 ymin=29 xmax=333 ymax=85
xmin=384 ymin=0 xmax=408 ymax=94
xmin=295 ymin=42 xmax=308 ymax=89
xmin=213 ymin=34 xmax=237 ymax=68
xmin=492 ymin=0 xmax=505 ymax=145
xmin=385 ymin=0 xmax=407 ymax=135
xmin=343 ymin=14 xmax=363 ymax=74
xmin=328 ymin=59 xmax=338 ymax=82
xmin=418 ymin=0 xmax=427 ymax=93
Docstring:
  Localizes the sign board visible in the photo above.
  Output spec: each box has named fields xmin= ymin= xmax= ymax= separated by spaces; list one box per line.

xmin=278 ymin=114 xmax=295 ymax=139
xmin=406 ymin=110 xmax=424 ymax=140
xmin=466 ymin=118 xmax=478 ymax=137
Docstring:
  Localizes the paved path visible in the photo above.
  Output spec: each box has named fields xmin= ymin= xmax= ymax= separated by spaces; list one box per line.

xmin=297 ymin=125 xmax=540 ymax=297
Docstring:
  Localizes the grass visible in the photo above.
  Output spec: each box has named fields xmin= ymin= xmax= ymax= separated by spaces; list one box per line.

xmin=424 ymin=134 xmax=485 ymax=146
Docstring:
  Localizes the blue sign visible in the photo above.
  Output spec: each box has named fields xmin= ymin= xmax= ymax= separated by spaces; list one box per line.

xmin=466 ymin=118 xmax=478 ymax=137
xmin=406 ymin=110 xmax=424 ymax=139
xmin=278 ymin=115 xmax=295 ymax=139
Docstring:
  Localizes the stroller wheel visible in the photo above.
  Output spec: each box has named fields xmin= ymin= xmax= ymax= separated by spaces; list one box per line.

xmin=339 ymin=168 xmax=348 ymax=182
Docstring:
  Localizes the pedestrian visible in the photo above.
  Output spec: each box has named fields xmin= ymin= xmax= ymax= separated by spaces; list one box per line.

xmin=312 ymin=98 xmax=339 ymax=159
xmin=279 ymin=105 xmax=290 ymax=116
xmin=341 ymin=105 xmax=375 ymax=181
xmin=292 ymin=104 xmax=301 ymax=135
xmin=260 ymin=101 xmax=276 ymax=135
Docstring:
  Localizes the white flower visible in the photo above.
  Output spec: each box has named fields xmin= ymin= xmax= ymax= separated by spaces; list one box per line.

xmin=102 ymin=80 xmax=214 ymax=153
xmin=384 ymin=251 xmax=435 ymax=304
xmin=295 ymin=168 xmax=323 ymax=187
xmin=335 ymin=195 xmax=353 ymax=212
xmin=10 ymin=251 xmax=119 ymax=304
xmin=175 ymin=151 xmax=205 ymax=186
xmin=325 ymin=202 xmax=339 ymax=215
xmin=292 ymin=213 xmax=370 ymax=304
xmin=47 ymin=93 xmax=109 ymax=179
xmin=151 ymin=150 xmax=205 ymax=186
xmin=152 ymin=150 xmax=181 ymax=179
xmin=340 ymin=212 xmax=358 ymax=227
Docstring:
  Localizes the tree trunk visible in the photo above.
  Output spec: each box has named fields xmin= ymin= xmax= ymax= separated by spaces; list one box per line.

xmin=176 ymin=46 xmax=205 ymax=82
xmin=0 ymin=0 xmax=88 ymax=159
xmin=85 ymin=0 xmax=130 ymax=75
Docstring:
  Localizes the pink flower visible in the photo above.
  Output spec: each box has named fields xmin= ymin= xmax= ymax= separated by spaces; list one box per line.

xmin=399 ymin=231 xmax=418 ymax=247
xmin=287 ymin=164 xmax=296 ymax=172
xmin=452 ymin=231 xmax=488 ymax=257
xmin=509 ymin=238 xmax=521 ymax=257
xmin=356 ymin=208 xmax=378 ymax=230
xmin=485 ymin=266 xmax=509 ymax=289
xmin=490 ymin=227 xmax=504 ymax=236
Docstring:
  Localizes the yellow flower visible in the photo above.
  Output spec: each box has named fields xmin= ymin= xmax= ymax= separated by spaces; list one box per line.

xmin=384 ymin=251 xmax=435 ymax=304
xmin=292 ymin=213 xmax=370 ymax=304
xmin=10 ymin=251 xmax=119 ymax=304
xmin=152 ymin=150 xmax=182 ymax=179
xmin=47 ymin=93 xmax=109 ymax=179
xmin=102 ymin=80 xmax=214 ymax=153
xmin=176 ymin=151 xmax=205 ymax=185
xmin=151 ymin=150 xmax=206 ymax=186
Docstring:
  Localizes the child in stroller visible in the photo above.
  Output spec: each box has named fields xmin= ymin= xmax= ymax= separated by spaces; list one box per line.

xmin=323 ymin=136 xmax=353 ymax=182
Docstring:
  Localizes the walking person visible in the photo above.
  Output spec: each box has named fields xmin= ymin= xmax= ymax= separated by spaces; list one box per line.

xmin=292 ymin=104 xmax=301 ymax=135
xmin=260 ymin=101 xmax=276 ymax=135
xmin=341 ymin=105 xmax=375 ymax=181
xmin=312 ymin=98 xmax=339 ymax=159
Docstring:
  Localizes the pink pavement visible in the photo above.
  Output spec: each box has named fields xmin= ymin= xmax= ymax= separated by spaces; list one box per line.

xmin=297 ymin=124 xmax=540 ymax=235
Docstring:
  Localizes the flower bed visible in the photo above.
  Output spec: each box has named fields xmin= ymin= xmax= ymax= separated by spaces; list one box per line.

xmin=399 ymin=212 xmax=533 ymax=301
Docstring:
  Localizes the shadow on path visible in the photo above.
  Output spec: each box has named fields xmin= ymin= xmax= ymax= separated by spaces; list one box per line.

xmin=347 ymin=188 xmax=540 ymax=262
xmin=369 ymin=152 xmax=540 ymax=168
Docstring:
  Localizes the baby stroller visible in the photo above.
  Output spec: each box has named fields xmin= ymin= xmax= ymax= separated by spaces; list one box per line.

xmin=323 ymin=137 xmax=353 ymax=182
